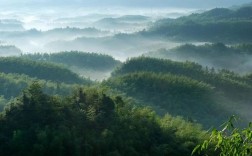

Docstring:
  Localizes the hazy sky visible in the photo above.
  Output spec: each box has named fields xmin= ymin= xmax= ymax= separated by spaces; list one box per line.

xmin=0 ymin=0 xmax=251 ymax=8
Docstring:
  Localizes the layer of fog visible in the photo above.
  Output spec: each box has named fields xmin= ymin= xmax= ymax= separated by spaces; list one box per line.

xmin=145 ymin=45 xmax=252 ymax=74
xmin=0 ymin=6 xmax=198 ymax=61
xmin=0 ymin=7 xmax=196 ymax=31
xmin=145 ymin=44 xmax=252 ymax=122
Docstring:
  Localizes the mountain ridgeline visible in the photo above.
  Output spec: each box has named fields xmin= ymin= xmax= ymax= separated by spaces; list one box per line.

xmin=0 ymin=45 xmax=22 ymax=57
xmin=21 ymin=51 xmax=121 ymax=80
xmin=146 ymin=43 xmax=252 ymax=73
xmin=0 ymin=51 xmax=122 ymax=103
xmin=0 ymin=57 xmax=89 ymax=84
xmin=21 ymin=51 xmax=121 ymax=71
xmin=0 ymin=72 xmax=78 ymax=101
xmin=105 ymin=57 xmax=252 ymax=127
xmin=142 ymin=6 xmax=252 ymax=42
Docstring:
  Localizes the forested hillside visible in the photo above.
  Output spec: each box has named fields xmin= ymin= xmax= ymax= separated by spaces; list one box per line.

xmin=146 ymin=43 xmax=252 ymax=73
xmin=21 ymin=51 xmax=121 ymax=71
xmin=0 ymin=45 xmax=22 ymax=57
xmin=0 ymin=57 xmax=90 ymax=84
xmin=0 ymin=83 xmax=211 ymax=156
xmin=143 ymin=6 xmax=252 ymax=42
xmin=21 ymin=52 xmax=121 ymax=80
xmin=0 ymin=73 xmax=78 ymax=100
xmin=104 ymin=57 xmax=252 ymax=127
xmin=0 ymin=55 xmax=93 ymax=111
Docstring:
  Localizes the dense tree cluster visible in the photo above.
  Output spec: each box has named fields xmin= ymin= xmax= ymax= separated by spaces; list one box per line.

xmin=105 ymin=72 xmax=226 ymax=127
xmin=21 ymin=51 xmax=121 ymax=71
xmin=0 ymin=83 xmax=209 ymax=156
xmin=0 ymin=72 xmax=80 ymax=100
xmin=112 ymin=57 xmax=252 ymax=100
xmin=0 ymin=45 xmax=22 ymax=56
xmin=0 ymin=96 xmax=6 ymax=112
xmin=106 ymin=57 xmax=252 ymax=127
xmin=0 ymin=57 xmax=90 ymax=84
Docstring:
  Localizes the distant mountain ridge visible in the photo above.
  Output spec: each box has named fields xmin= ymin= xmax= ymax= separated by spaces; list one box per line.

xmin=0 ymin=57 xmax=88 ymax=84
xmin=0 ymin=45 xmax=22 ymax=57
xmin=146 ymin=43 xmax=252 ymax=73
xmin=0 ymin=19 xmax=24 ymax=31
xmin=143 ymin=6 xmax=252 ymax=42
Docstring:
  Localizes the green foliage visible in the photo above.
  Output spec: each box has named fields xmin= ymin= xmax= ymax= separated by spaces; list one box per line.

xmin=0 ymin=72 xmax=83 ymax=99
xmin=0 ymin=57 xmax=89 ymax=84
xmin=0 ymin=45 xmax=22 ymax=56
xmin=192 ymin=116 xmax=252 ymax=156
xmin=112 ymin=57 xmax=203 ymax=78
xmin=144 ymin=6 xmax=252 ymax=42
xmin=106 ymin=57 xmax=252 ymax=127
xmin=147 ymin=43 xmax=252 ymax=73
xmin=0 ymin=83 xmax=207 ymax=156
xmin=234 ymin=43 xmax=252 ymax=54
xmin=0 ymin=96 xmax=7 ymax=112
xmin=21 ymin=51 xmax=121 ymax=71
xmin=111 ymin=57 xmax=252 ymax=102
xmin=105 ymin=71 xmax=227 ymax=127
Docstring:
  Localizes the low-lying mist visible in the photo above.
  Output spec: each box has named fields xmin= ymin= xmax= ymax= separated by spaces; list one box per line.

xmin=0 ymin=6 xmax=196 ymax=60
xmin=146 ymin=43 xmax=252 ymax=74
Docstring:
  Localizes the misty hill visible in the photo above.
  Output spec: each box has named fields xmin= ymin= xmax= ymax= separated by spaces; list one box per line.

xmin=46 ymin=33 xmax=139 ymax=52
xmin=105 ymin=71 xmax=227 ymax=127
xmin=44 ymin=6 xmax=252 ymax=59
xmin=21 ymin=51 xmax=121 ymax=80
xmin=52 ymin=14 xmax=112 ymax=28
xmin=54 ymin=14 xmax=111 ymax=23
xmin=0 ymin=29 xmax=42 ymax=39
xmin=94 ymin=15 xmax=151 ymax=32
xmin=183 ymin=6 xmax=252 ymax=21
xmin=44 ymin=27 xmax=111 ymax=38
xmin=0 ymin=45 xmax=22 ymax=56
xmin=0 ymin=72 xmax=76 ymax=100
xmin=111 ymin=57 xmax=252 ymax=100
xmin=21 ymin=51 xmax=121 ymax=71
xmin=49 ymin=15 xmax=151 ymax=33
xmin=45 ymin=33 xmax=179 ymax=60
xmin=105 ymin=57 xmax=252 ymax=127
xmin=146 ymin=43 xmax=252 ymax=73
xmin=240 ymin=2 xmax=252 ymax=8
xmin=0 ymin=57 xmax=90 ymax=84
xmin=98 ymin=15 xmax=150 ymax=23
xmin=144 ymin=6 xmax=252 ymax=42
xmin=0 ymin=19 xmax=24 ymax=31
xmin=0 ymin=27 xmax=110 ymax=39
xmin=0 ymin=27 xmax=113 ymax=52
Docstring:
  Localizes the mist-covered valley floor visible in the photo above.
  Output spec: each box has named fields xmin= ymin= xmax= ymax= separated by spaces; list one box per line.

xmin=0 ymin=6 xmax=197 ymax=60
xmin=1 ymin=1 xmax=252 ymax=155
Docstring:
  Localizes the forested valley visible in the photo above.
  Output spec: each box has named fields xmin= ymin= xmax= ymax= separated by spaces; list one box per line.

xmin=1 ymin=1 xmax=252 ymax=156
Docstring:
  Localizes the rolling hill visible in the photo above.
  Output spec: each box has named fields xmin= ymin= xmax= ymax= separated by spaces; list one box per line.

xmin=142 ymin=6 xmax=252 ymax=42
xmin=0 ymin=57 xmax=90 ymax=84
xmin=21 ymin=51 xmax=121 ymax=80
xmin=146 ymin=43 xmax=252 ymax=73
xmin=104 ymin=57 xmax=252 ymax=127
